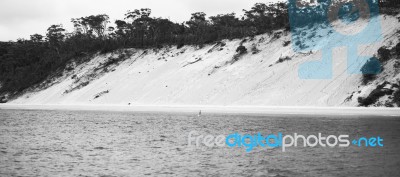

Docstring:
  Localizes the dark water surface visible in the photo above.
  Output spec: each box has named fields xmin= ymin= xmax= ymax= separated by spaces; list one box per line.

xmin=0 ymin=109 xmax=399 ymax=177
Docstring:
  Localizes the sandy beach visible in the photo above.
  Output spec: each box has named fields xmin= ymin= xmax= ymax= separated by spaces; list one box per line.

xmin=1 ymin=104 xmax=400 ymax=117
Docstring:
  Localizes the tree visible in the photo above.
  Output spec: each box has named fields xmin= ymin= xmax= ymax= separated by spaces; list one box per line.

xmin=114 ymin=20 xmax=128 ymax=36
xmin=243 ymin=3 xmax=286 ymax=34
xmin=149 ymin=18 xmax=175 ymax=46
xmin=46 ymin=24 xmax=65 ymax=56
xmin=124 ymin=8 xmax=154 ymax=47
xmin=186 ymin=12 xmax=209 ymax=45
xmin=71 ymin=14 xmax=110 ymax=37
xmin=46 ymin=25 xmax=65 ymax=44
xmin=30 ymin=34 xmax=44 ymax=43
xmin=210 ymin=13 xmax=240 ymax=39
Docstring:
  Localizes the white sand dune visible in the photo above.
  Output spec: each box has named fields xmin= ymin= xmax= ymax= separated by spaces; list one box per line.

xmin=7 ymin=15 xmax=400 ymax=108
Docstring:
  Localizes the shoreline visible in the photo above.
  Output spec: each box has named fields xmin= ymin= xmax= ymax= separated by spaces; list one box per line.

xmin=1 ymin=104 xmax=400 ymax=117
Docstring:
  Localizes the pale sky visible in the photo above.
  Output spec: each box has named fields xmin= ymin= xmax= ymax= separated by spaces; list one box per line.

xmin=0 ymin=0 xmax=280 ymax=41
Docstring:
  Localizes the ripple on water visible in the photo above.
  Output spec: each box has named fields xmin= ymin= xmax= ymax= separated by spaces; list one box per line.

xmin=0 ymin=110 xmax=399 ymax=176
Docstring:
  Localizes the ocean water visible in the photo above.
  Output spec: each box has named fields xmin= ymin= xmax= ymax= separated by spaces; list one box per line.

xmin=0 ymin=109 xmax=399 ymax=177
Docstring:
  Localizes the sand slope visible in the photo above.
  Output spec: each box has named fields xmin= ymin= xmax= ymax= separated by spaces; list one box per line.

xmin=10 ymin=15 xmax=400 ymax=107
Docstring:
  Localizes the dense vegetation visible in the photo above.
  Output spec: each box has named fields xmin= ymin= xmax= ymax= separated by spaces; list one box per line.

xmin=0 ymin=0 xmax=399 ymax=100
xmin=0 ymin=2 xmax=289 ymax=96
